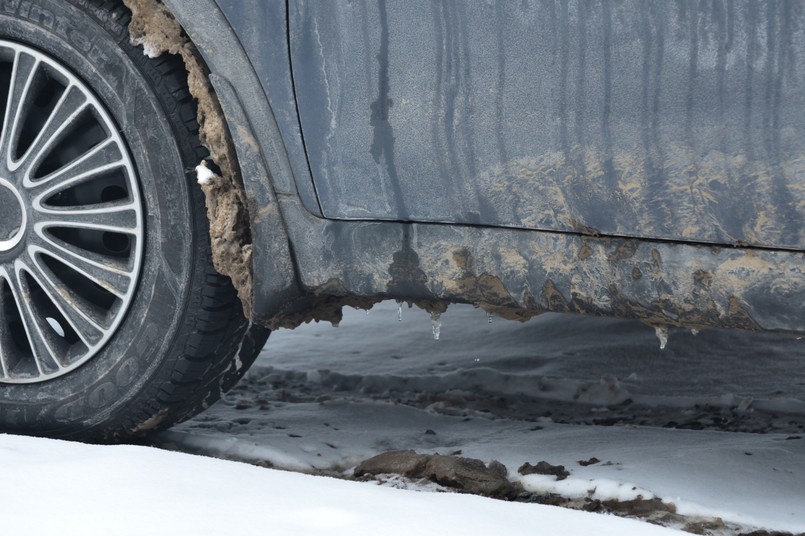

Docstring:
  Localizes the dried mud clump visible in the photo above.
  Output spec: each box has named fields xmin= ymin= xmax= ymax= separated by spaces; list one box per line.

xmin=517 ymin=460 xmax=570 ymax=480
xmin=354 ymin=450 xmax=518 ymax=499
xmin=123 ymin=0 xmax=254 ymax=317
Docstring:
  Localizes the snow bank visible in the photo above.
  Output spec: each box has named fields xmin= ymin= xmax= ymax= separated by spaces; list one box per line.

xmin=0 ymin=434 xmax=683 ymax=536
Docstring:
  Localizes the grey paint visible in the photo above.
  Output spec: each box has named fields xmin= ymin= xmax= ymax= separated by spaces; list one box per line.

xmin=214 ymin=0 xmax=321 ymax=213
xmin=290 ymin=0 xmax=805 ymax=249
xmin=209 ymin=74 xmax=303 ymax=317
xmin=164 ymin=0 xmax=805 ymax=336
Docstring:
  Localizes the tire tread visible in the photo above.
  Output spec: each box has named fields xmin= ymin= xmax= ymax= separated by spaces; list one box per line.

xmin=69 ymin=0 xmax=269 ymax=440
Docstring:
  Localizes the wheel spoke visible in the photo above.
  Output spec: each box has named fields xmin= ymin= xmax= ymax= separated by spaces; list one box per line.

xmin=0 ymin=41 xmax=143 ymax=384
xmin=27 ymin=239 xmax=133 ymax=299
xmin=16 ymin=85 xmax=89 ymax=177
xmin=0 ymin=51 xmax=39 ymax=161
xmin=26 ymin=253 xmax=109 ymax=347
xmin=7 ymin=261 xmax=63 ymax=375
xmin=34 ymin=200 xmax=139 ymax=234
xmin=26 ymin=138 xmax=123 ymax=194
xmin=0 ymin=269 xmax=11 ymax=378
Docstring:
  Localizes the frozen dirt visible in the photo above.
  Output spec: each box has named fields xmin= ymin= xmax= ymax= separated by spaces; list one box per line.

xmin=150 ymin=302 xmax=805 ymax=535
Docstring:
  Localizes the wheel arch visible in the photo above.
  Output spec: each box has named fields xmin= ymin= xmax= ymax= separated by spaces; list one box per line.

xmin=122 ymin=0 xmax=305 ymax=326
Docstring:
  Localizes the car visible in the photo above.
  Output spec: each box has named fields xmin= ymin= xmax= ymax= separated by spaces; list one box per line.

xmin=1 ymin=0 xmax=803 ymax=440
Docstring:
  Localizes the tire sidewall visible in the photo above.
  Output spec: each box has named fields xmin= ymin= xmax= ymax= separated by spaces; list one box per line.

xmin=0 ymin=1 xmax=197 ymax=433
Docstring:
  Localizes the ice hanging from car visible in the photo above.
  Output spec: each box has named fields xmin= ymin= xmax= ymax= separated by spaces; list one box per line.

xmin=431 ymin=312 xmax=442 ymax=341
xmin=654 ymin=326 xmax=669 ymax=350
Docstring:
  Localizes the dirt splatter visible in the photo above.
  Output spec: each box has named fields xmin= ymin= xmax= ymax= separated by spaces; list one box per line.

xmin=736 ymin=531 xmax=803 ymax=536
xmin=250 ymin=276 xmax=380 ymax=329
xmin=352 ymin=450 xmax=757 ymax=534
xmin=354 ymin=450 xmax=518 ymax=499
xmin=683 ymin=518 xmax=727 ymax=535
xmin=517 ymin=460 xmax=570 ymax=480
xmin=123 ymin=0 xmax=254 ymax=317
xmin=480 ymin=145 xmax=805 ymax=249
xmin=129 ymin=408 xmax=168 ymax=435
xmin=591 ymin=497 xmax=677 ymax=517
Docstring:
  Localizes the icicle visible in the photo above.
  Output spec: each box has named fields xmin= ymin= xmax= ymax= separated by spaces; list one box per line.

xmin=396 ymin=300 xmax=403 ymax=322
xmin=487 ymin=313 xmax=493 ymax=324
xmin=736 ymin=396 xmax=753 ymax=414
xmin=431 ymin=312 xmax=442 ymax=341
xmin=654 ymin=325 xmax=669 ymax=350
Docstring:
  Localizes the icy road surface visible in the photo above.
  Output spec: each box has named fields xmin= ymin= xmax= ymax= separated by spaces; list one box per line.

xmin=155 ymin=302 xmax=805 ymax=535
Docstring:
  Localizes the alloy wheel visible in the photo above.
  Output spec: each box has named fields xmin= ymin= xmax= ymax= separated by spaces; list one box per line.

xmin=0 ymin=41 xmax=143 ymax=383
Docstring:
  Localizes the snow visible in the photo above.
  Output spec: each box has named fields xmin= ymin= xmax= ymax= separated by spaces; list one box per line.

xmin=5 ymin=302 xmax=805 ymax=535
xmin=132 ymin=37 xmax=161 ymax=59
xmin=158 ymin=302 xmax=805 ymax=534
xmin=518 ymin=474 xmax=655 ymax=502
xmin=0 ymin=433 xmax=682 ymax=536
xmin=159 ymin=398 xmax=805 ymax=533
xmin=195 ymin=161 xmax=216 ymax=185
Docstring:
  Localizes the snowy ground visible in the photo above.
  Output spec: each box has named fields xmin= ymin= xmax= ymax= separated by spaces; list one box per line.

xmin=0 ymin=433 xmax=683 ymax=536
xmin=149 ymin=302 xmax=805 ymax=535
xmin=4 ymin=302 xmax=803 ymax=535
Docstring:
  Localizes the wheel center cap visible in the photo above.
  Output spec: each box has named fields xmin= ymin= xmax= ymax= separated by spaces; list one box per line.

xmin=0 ymin=178 xmax=26 ymax=252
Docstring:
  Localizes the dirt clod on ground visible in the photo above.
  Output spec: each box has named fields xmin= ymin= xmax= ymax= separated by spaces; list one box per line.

xmin=683 ymin=518 xmax=727 ymax=535
xmin=518 ymin=460 xmax=570 ymax=480
xmin=737 ymin=532 xmax=803 ymax=536
xmin=578 ymin=457 xmax=600 ymax=466
xmin=589 ymin=497 xmax=677 ymax=516
xmin=354 ymin=450 xmax=518 ymax=499
xmin=123 ymin=0 xmax=254 ymax=317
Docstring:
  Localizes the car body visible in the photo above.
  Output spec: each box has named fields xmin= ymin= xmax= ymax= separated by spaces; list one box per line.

xmin=174 ymin=0 xmax=805 ymax=334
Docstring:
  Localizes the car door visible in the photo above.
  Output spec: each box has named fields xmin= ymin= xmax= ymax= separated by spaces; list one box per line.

xmin=288 ymin=0 xmax=805 ymax=249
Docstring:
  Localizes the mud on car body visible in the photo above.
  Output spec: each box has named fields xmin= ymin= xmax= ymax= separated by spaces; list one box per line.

xmin=0 ymin=0 xmax=803 ymax=440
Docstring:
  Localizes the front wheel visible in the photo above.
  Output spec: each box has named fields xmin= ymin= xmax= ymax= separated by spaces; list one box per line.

xmin=0 ymin=0 xmax=267 ymax=440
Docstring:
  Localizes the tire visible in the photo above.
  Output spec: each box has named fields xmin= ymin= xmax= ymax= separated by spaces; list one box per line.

xmin=0 ymin=0 xmax=268 ymax=441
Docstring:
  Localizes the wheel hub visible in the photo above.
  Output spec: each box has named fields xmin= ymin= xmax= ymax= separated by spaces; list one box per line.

xmin=0 ymin=178 xmax=26 ymax=251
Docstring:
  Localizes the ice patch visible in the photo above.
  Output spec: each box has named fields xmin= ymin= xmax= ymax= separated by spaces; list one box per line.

xmin=431 ymin=312 xmax=442 ymax=341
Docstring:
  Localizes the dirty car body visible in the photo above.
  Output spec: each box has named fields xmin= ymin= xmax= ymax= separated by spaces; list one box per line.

xmin=184 ymin=0 xmax=805 ymax=334
xmin=1 ymin=0 xmax=804 ymax=439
